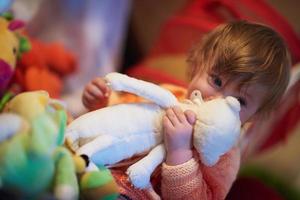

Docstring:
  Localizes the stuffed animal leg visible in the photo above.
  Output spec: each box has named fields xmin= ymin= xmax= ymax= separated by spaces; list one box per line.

xmin=53 ymin=147 xmax=79 ymax=200
xmin=126 ymin=144 xmax=166 ymax=188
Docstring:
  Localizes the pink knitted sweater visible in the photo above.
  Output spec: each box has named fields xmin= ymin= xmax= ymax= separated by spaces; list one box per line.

xmin=112 ymin=146 xmax=240 ymax=200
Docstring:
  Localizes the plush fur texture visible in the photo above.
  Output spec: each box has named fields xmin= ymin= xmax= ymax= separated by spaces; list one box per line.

xmin=66 ymin=73 xmax=241 ymax=188
xmin=0 ymin=91 xmax=119 ymax=200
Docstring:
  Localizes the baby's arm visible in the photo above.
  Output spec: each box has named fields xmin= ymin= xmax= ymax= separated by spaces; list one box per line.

xmin=161 ymin=147 xmax=241 ymax=200
xmin=163 ymin=107 xmax=196 ymax=165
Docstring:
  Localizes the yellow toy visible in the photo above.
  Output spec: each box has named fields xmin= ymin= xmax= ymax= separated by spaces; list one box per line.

xmin=0 ymin=15 xmax=30 ymax=111
xmin=0 ymin=17 xmax=19 ymax=94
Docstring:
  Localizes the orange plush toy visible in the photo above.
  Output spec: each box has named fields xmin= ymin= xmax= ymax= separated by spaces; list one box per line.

xmin=13 ymin=38 xmax=77 ymax=98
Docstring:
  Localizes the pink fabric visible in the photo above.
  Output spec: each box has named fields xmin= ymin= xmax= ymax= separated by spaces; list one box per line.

xmin=112 ymin=147 xmax=240 ymax=200
xmin=161 ymin=147 xmax=240 ymax=200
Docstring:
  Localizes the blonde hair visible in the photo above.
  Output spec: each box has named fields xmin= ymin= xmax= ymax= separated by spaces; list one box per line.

xmin=187 ymin=20 xmax=291 ymax=116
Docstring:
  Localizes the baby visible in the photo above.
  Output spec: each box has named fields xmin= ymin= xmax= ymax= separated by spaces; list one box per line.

xmin=81 ymin=21 xmax=290 ymax=199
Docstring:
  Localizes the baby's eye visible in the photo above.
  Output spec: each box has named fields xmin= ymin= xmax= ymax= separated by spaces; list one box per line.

xmin=237 ymin=97 xmax=247 ymax=107
xmin=210 ymin=74 xmax=223 ymax=88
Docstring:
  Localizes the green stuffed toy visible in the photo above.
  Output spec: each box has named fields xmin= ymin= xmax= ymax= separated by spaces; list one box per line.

xmin=0 ymin=90 xmax=119 ymax=200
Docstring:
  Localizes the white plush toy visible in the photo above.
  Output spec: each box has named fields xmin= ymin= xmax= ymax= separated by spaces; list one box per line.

xmin=66 ymin=72 xmax=241 ymax=189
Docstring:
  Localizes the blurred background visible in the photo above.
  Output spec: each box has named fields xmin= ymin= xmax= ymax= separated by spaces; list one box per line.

xmin=5 ymin=0 xmax=300 ymax=199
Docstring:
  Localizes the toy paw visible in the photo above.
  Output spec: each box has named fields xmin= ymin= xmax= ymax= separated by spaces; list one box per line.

xmin=126 ymin=164 xmax=151 ymax=189
xmin=196 ymin=129 xmax=232 ymax=166
xmin=54 ymin=184 xmax=78 ymax=200
xmin=80 ymin=168 xmax=119 ymax=200
xmin=195 ymin=132 xmax=223 ymax=166
xmin=200 ymin=150 xmax=221 ymax=167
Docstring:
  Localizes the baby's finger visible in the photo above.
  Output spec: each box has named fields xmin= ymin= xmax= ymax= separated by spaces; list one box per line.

xmin=82 ymin=93 xmax=95 ymax=109
xmin=163 ymin=115 xmax=173 ymax=129
xmin=82 ymin=97 xmax=91 ymax=108
xmin=92 ymin=78 xmax=111 ymax=97
xmin=83 ymin=91 xmax=96 ymax=102
xmin=184 ymin=110 xmax=196 ymax=125
xmin=166 ymin=108 xmax=179 ymax=126
xmin=86 ymin=84 xmax=104 ymax=99
xmin=172 ymin=106 xmax=187 ymax=123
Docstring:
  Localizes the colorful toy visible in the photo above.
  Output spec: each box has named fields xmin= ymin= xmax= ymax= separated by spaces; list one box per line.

xmin=0 ymin=15 xmax=30 ymax=112
xmin=66 ymin=72 xmax=241 ymax=189
xmin=0 ymin=91 xmax=78 ymax=199
xmin=14 ymin=38 xmax=77 ymax=98
xmin=0 ymin=16 xmax=21 ymax=95
xmin=0 ymin=12 xmax=76 ymax=99
xmin=0 ymin=91 xmax=118 ymax=200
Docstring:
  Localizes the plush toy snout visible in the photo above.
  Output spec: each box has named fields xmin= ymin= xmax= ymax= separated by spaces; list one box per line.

xmin=190 ymin=90 xmax=204 ymax=106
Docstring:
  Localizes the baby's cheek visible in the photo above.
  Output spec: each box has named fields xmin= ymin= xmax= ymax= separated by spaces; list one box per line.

xmin=241 ymin=105 xmax=259 ymax=124
xmin=239 ymin=110 xmax=250 ymax=124
xmin=239 ymin=113 xmax=245 ymax=124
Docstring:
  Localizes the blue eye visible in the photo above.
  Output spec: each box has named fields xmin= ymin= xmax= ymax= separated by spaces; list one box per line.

xmin=212 ymin=75 xmax=222 ymax=88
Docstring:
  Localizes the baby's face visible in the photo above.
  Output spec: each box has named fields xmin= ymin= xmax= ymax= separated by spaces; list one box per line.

xmin=187 ymin=72 xmax=266 ymax=124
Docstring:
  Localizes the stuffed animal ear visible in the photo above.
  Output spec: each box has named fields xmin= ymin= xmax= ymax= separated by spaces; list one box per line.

xmin=190 ymin=90 xmax=204 ymax=105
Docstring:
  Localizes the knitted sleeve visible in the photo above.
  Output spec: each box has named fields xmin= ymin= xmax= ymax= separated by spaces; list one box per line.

xmin=161 ymin=147 xmax=241 ymax=200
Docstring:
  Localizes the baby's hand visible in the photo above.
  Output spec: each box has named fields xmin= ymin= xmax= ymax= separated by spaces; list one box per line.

xmin=163 ymin=106 xmax=196 ymax=165
xmin=82 ymin=77 xmax=111 ymax=111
